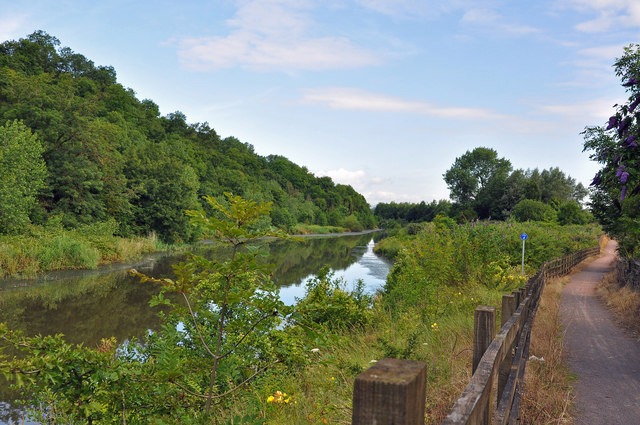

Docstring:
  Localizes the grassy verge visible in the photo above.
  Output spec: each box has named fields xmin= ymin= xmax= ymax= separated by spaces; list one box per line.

xmin=521 ymin=275 xmax=576 ymax=425
xmin=291 ymin=224 xmax=349 ymax=235
xmin=0 ymin=222 xmax=181 ymax=278
xmin=596 ymin=270 xmax=640 ymax=335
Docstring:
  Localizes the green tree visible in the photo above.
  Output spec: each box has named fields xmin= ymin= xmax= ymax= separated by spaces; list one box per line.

xmin=557 ymin=200 xmax=589 ymax=225
xmin=511 ymin=199 xmax=556 ymax=223
xmin=443 ymin=147 xmax=512 ymax=218
xmin=0 ymin=120 xmax=47 ymax=233
xmin=583 ymin=44 xmax=640 ymax=257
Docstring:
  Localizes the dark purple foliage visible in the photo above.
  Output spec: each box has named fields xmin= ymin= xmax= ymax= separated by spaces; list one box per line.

xmin=591 ymin=173 xmax=602 ymax=186
xmin=621 ymin=186 xmax=628 ymax=202
xmin=606 ymin=116 xmax=618 ymax=130
xmin=623 ymin=78 xmax=639 ymax=87
xmin=630 ymin=97 xmax=640 ymax=112
xmin=616 ymin=165 xmax=626 ymax=177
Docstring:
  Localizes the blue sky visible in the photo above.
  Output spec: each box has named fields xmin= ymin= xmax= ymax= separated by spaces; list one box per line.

xmin=1 ymin=0 xmax=638 ymax=205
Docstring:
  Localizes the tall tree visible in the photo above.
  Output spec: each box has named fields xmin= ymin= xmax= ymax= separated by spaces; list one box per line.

xmin=584 ymin=44 xmax=640 ymax=258
xmin=0 ymin=120 xmax=47 ymax=233
xmin=443 ymin=147 xmax=512 ymax=218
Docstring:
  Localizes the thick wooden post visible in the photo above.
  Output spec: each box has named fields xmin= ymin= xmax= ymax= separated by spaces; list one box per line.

xmin=352 ymin=358 xmax=427 ymax=425
xmin=473 ymin=306 xmax=496 ymax=374
xmin=512 ymin=290 xmax=520 ymax=307
xmin=501 ymin=294 xmax=517 ymax=327
xmin=498 ymin=294 xmax=517 ymax=400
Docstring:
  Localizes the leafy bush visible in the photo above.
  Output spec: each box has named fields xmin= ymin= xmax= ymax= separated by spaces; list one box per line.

xmin=557 ymin=200 xmax=589 ymax=225
xmin=295 ymin=266 xmax=372 ymax=330
xmin=512 ymin=199 xmax=556 ymax=222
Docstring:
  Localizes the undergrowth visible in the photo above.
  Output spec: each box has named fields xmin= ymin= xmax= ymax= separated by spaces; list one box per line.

xmin=0 ymin=222 xmax=165 ymax=277
xmin=521 ymin=276 xmax=576 ymax=425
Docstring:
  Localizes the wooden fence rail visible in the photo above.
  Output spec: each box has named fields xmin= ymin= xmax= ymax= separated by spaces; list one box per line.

xmin=352 ymin=245 xmax=601 ymax=425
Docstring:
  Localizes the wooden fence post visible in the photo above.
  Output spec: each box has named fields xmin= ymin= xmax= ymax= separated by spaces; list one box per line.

xmin=473 ymin=306 xmax=496 ymax=374
xmin=498 ymin=294 xmax=517 ymax=399
xmin=352 ymin=358 xmax=427 ymax=425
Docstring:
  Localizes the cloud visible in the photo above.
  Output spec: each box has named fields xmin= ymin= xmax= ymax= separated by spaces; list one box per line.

xmin=535 ymin=97 xmax=620 ymax=122
xmin=577 ymin=44 xmax=627 ymax=61
xmin=301 ymin=87 xmax=505 ymax=120
xmin=460 ymin=8 xmax=540 ymax=36
xmin=354 ymin=0 xmax=463 ymax=19
xmin=312 ymin=168 xmax=419 ymax=205
xmin=559 ymin=0 xmax=640 ymax=32
xmin=0 ymin=14 xmax=29 ymax=43
xmin=176 ymin=0 xmax=380 ymax=71
xmin=315 ymin=168 xmax=367 ymax=187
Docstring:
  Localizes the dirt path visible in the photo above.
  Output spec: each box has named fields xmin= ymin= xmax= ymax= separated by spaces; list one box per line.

xmin=560 ymin=240 xmax=640 ymax=425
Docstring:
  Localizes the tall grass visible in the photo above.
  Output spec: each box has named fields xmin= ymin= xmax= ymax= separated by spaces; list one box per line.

xmin=242 ymin=221 xmax=602 ymax=424
xmin=521 ymin=276 xmax=576 ymax=424
xmin=0 ymin=222 xmax=161 ymax=277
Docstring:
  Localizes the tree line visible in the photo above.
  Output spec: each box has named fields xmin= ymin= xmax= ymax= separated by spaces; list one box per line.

xmin=0 ymin=31 xmax=375 ymax=242
xmin=375 ymin=147 xmax=590 ymax=226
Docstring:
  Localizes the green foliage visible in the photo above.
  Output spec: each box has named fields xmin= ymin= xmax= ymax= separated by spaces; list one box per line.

xmin=383 ymin=221 xmax=600 ymax=314
xmin=343 ymin=214 xmax=364 ymax=232
xmin=443 ymin=147 xmax=512 ymax=217
xmin=583 ymin=44 xmax=640 ymax=258
xmin=557 ymin=200 xmax=590 ymax=225
xmin=374 ymin=200 xmax=451 ymax=225
xmin=0 ymin=31 xmax=375 ymax=243
xmin=443 ymin=148 xmax=587 ymax=221
xmin=0 ymin=223 xmax=160 ymax=277
xmin=512 ymin=199 xmax=557 ymax=222
xmin=295 ymin=267 xmax=373 ymax=330
xmin=0 ymin=120 xmax=47 ymax=234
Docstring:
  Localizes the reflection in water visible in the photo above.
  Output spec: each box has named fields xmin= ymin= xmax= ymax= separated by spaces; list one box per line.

xmin=0 ymin=233 xmax=390 ymax=423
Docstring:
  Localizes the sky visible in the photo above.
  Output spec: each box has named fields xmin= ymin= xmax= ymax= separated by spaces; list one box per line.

xmin=1 ymin=0 xmax=638 ymax=206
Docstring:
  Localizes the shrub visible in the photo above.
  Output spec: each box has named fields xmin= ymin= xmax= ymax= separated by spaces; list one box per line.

xmin=295 ymin=266 xmax=372 ymax=330
xmin=512 ymin=199 xmax=556 ymax=222
xmin=557 ymin=201 xmax=589 ymax=225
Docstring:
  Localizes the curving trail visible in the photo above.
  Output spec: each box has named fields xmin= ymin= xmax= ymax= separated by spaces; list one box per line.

xmin=560 ymin=240 xmax=640 ymax=425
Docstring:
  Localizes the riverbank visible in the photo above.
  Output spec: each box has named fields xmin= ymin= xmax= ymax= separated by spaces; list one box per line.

xmin=0 ymin=224 xmax=382 ymax=279
xmin=0 ymin=223 xmax=177 ymax=278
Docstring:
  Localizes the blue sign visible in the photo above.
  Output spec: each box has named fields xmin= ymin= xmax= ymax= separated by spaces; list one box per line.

xmin=521 ymin=233 xmax=528 ymax=241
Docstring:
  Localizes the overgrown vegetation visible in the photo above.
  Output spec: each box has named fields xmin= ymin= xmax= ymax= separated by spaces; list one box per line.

xmin=596 ymin=270 xmax=640 ymax=335
xmin=583 ymin=44 xmax=640 ymax=259
xmin=0 ymin=195 xmax=601 ymax=424
xmin=521 ymin=276 xmax=576 ymax=425
xmin=0 ymin=220 xmax=165 ymax=277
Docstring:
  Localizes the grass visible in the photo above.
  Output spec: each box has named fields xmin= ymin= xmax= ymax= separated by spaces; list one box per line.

xmin=291 ymin=224 xmax=350 ymax=235
xmin=596 ymin=270 xmax=640 ymax=335
xmin=0 ymin=224 xmax=165 ymax=278
xmin=521 ymin=275 xmax=576 ymax=425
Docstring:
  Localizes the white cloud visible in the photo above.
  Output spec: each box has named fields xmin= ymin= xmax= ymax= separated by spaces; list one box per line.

xmin=354 ymin=0 xmax=462 ymax=19
xmin=0 ymin=14 xmax=30 ymax=43
xmin=176 ymin=0 xmax=380 ymax=71
xmin=577 ymin=44 xmax=627 ymax=61
xmin=558 ymin=0 xmax=640 ymax=32
xmin=535 ymin=97 xmax=620 ymax=121
xmin=315 ymin=168 xmax=367 ymax=187
xmin=301 ymin=87 xmax=505 ymax=120
xmin=460 ymin=8 xmax=540 ymax=36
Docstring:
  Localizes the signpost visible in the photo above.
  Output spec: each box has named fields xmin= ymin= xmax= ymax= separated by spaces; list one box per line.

xmin=520 ymin=233 xmax=528 ymax=276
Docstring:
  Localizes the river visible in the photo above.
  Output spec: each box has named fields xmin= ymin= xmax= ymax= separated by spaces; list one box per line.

xmin=0 ymin=232 xmax=391 ymax=424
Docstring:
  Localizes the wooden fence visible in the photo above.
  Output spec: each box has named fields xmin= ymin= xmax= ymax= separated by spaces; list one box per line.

xmin=351 ymin=245 xmax=601 ymax=425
